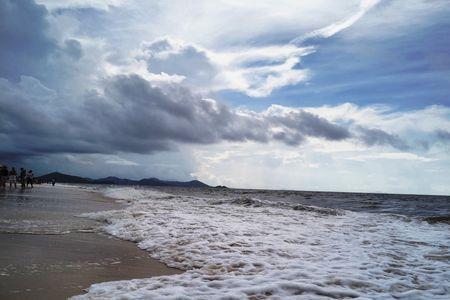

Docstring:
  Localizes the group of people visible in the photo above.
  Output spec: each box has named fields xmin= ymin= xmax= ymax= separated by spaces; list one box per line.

xmin=0 ymin=165 xmax=35 ymax=189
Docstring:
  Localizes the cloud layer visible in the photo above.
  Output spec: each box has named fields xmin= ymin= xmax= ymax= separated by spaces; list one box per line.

xmin=0 ymin=74 xmax=351 ymax=158
xmin=1 ymin=0 xmax=450 ymax=194
xmin=3 ymin=71 xmax=448 ymax=163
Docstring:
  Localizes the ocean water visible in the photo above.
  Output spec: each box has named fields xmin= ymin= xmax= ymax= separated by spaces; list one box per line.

xmin=74 ymin=186 xmax=450 ymax=299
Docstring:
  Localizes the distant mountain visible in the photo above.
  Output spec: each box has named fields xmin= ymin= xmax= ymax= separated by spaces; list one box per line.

xmin=93 ymin=176 xmax=137 ymax=185
xmin=138 ymin=177 xmax=164 ymax=186
xmin=37 ymin=172 xmax=92 ymax=184
xmin=137 ymin=177 xmax=209 ymax=188
xmin=36 ymin=172 xmax=210 ymax=188
xmin=183 ymin=180 xmax=210 ymax=188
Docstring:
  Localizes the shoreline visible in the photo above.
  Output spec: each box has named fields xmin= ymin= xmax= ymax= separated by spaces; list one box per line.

xmin=0 ymin=185 xmax=183 ymax=299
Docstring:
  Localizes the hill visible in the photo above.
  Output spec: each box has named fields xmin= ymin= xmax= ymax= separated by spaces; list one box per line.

xmin=138 ymin=178 xmax=209 ymax=188
xmin=36 ymin=172 xmax=210 ymax=188
xmin=37 ymin=172 xmax=92 ymax=184
xmin=93 ymin=176 xmax=137 ymax=185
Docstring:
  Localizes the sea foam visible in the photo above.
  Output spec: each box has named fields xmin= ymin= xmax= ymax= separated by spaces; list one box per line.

xmin=74 ymin=186 xmax=450 ymax=299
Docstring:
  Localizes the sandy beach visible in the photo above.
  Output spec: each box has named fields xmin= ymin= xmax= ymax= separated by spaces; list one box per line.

xmin=0 ymin=185 xmax=182 ymax=300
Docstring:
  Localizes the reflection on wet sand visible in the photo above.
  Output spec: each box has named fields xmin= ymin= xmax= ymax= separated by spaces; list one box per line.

xmin=0 ymin=185 xmax=182 ymax=300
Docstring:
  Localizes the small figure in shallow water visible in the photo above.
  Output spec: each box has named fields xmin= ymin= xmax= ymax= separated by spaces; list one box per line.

xmin=9 ymin=168 xmax=17 ymax=189
xmin=51 ymin=178 xmax=56 ymax=186
xmin=0 ymin=165 xmax=8 ymax=189
xmin=26 ymin=170 xmax=34 ymax=188
xmin=20 ymin=168 xmax=26 ymax=189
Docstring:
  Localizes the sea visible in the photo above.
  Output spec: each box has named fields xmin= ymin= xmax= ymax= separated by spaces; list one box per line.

xmin=73 ymin=185 xmax=450 ymax=299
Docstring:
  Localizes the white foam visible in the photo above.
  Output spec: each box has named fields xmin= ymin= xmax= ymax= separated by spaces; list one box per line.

xmin=74 ymin=186 xmax=450 ymax=299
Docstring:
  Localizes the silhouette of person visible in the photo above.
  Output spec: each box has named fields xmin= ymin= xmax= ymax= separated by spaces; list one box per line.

xmin=27 ymin=170 xmax=34 ymax=188
xmin=51 ymin=178 xmax=56 ymax=186
xmin=0 ymin=165 xmax=8 ymax=189
xmin=9 ymin=168 xmax=17 ymax=189
xmin=20 ymin=168 xmax=26 ymax=189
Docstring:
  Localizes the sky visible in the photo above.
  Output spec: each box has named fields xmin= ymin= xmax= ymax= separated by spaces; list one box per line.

xmin=1 ymin=0 xmax=450 ymax=195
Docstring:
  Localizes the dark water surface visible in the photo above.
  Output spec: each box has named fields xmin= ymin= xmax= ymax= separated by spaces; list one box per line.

xmin=151 ymin=186 xmax=450 ymax=219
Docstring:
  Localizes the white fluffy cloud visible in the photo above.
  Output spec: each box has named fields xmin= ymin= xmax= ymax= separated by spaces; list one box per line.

xmin=126 ymin=0 xmax=381 ymax=97
xmin=137 ymin=37 xmax=313 ymax=96
xmin=36 ymin=0 xmax=125 ymax=10
xmin=45 ymin=0 xmax=378 ymax=97
xmin=120 ymin=0 xmax=384 ymax=97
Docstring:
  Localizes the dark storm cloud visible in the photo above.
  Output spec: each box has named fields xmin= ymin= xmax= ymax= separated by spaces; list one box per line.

xmin=436 ymin=130 xmax=450 ymax=142
xmin=356 ymin=127 xmax=409 ymax=150
xmin=269 ymin=110 xmax=351 ymax=141
xmin=271 ymin=131 xmax=305 ymax=146
xmin=0 ymin=0 xmax=86 ymax=88
xmin=0 ymin=74 xmax=361 ymax=159
xmin=86 ymin=75 xmax=355 ymax=148
xmin=0 ymin=0 xmax=57 ymax=81
xmin=0 ymin=77 xmax=100 ymax=159
xmin=64 ymin=39 xmax=83 ymax=60
xmin=81 ymin=75 xmax=270 ymax=147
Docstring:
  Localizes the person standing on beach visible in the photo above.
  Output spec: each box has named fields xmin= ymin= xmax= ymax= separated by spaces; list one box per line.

xmin=0 ymin=165 xmax=8 ymax=189
xmin=26 ymin=170 xmax=34 ymax=188
xmin=20 ymin=168 xmax=26 ymax=189
xmin=9 ymin=167 xmax=17 ymax=189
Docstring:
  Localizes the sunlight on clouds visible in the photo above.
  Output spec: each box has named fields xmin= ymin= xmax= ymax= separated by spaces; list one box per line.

xmin=130 ymin=0 xmax=378 ymax=98
xmin=36 ymin=0 xmax=125 ymax=10
xmin=147 ymin=0 xmax=361 ymax=47
xmin=292 ymin=0 xmax=380 ymax=43
xmin=105 ymin=157 xmax=139 ymax=166
xmin=122 ymin=0 xmax=378 ymax=98
xmin=39 ymin=0 xmax=380 ymax=98
xmin=136 ymin=37 xmax=314 ymax=97
xmin=191 ymin=140 xmax=450 ymax=194
xmin=344 ymin=152 xmax=437 ymax=162
xmin=190 ymin=103 xmax=450 ymax=194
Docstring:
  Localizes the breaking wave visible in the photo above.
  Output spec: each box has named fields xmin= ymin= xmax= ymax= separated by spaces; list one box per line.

xmin=212 ymin=196 xmax=343 ymax=216
xmin=73 ymin=186 xmax=450 ymax=299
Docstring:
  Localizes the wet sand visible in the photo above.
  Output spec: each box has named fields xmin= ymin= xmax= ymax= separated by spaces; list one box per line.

xmin=0 ymin=185 xmax=182 ymax=299
xmin=0 ymin=185 xmax=121 ymax=234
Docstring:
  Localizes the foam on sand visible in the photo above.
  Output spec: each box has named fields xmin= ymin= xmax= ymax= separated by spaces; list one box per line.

xmin=74 ymin=186 xmax=450 ymax=299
